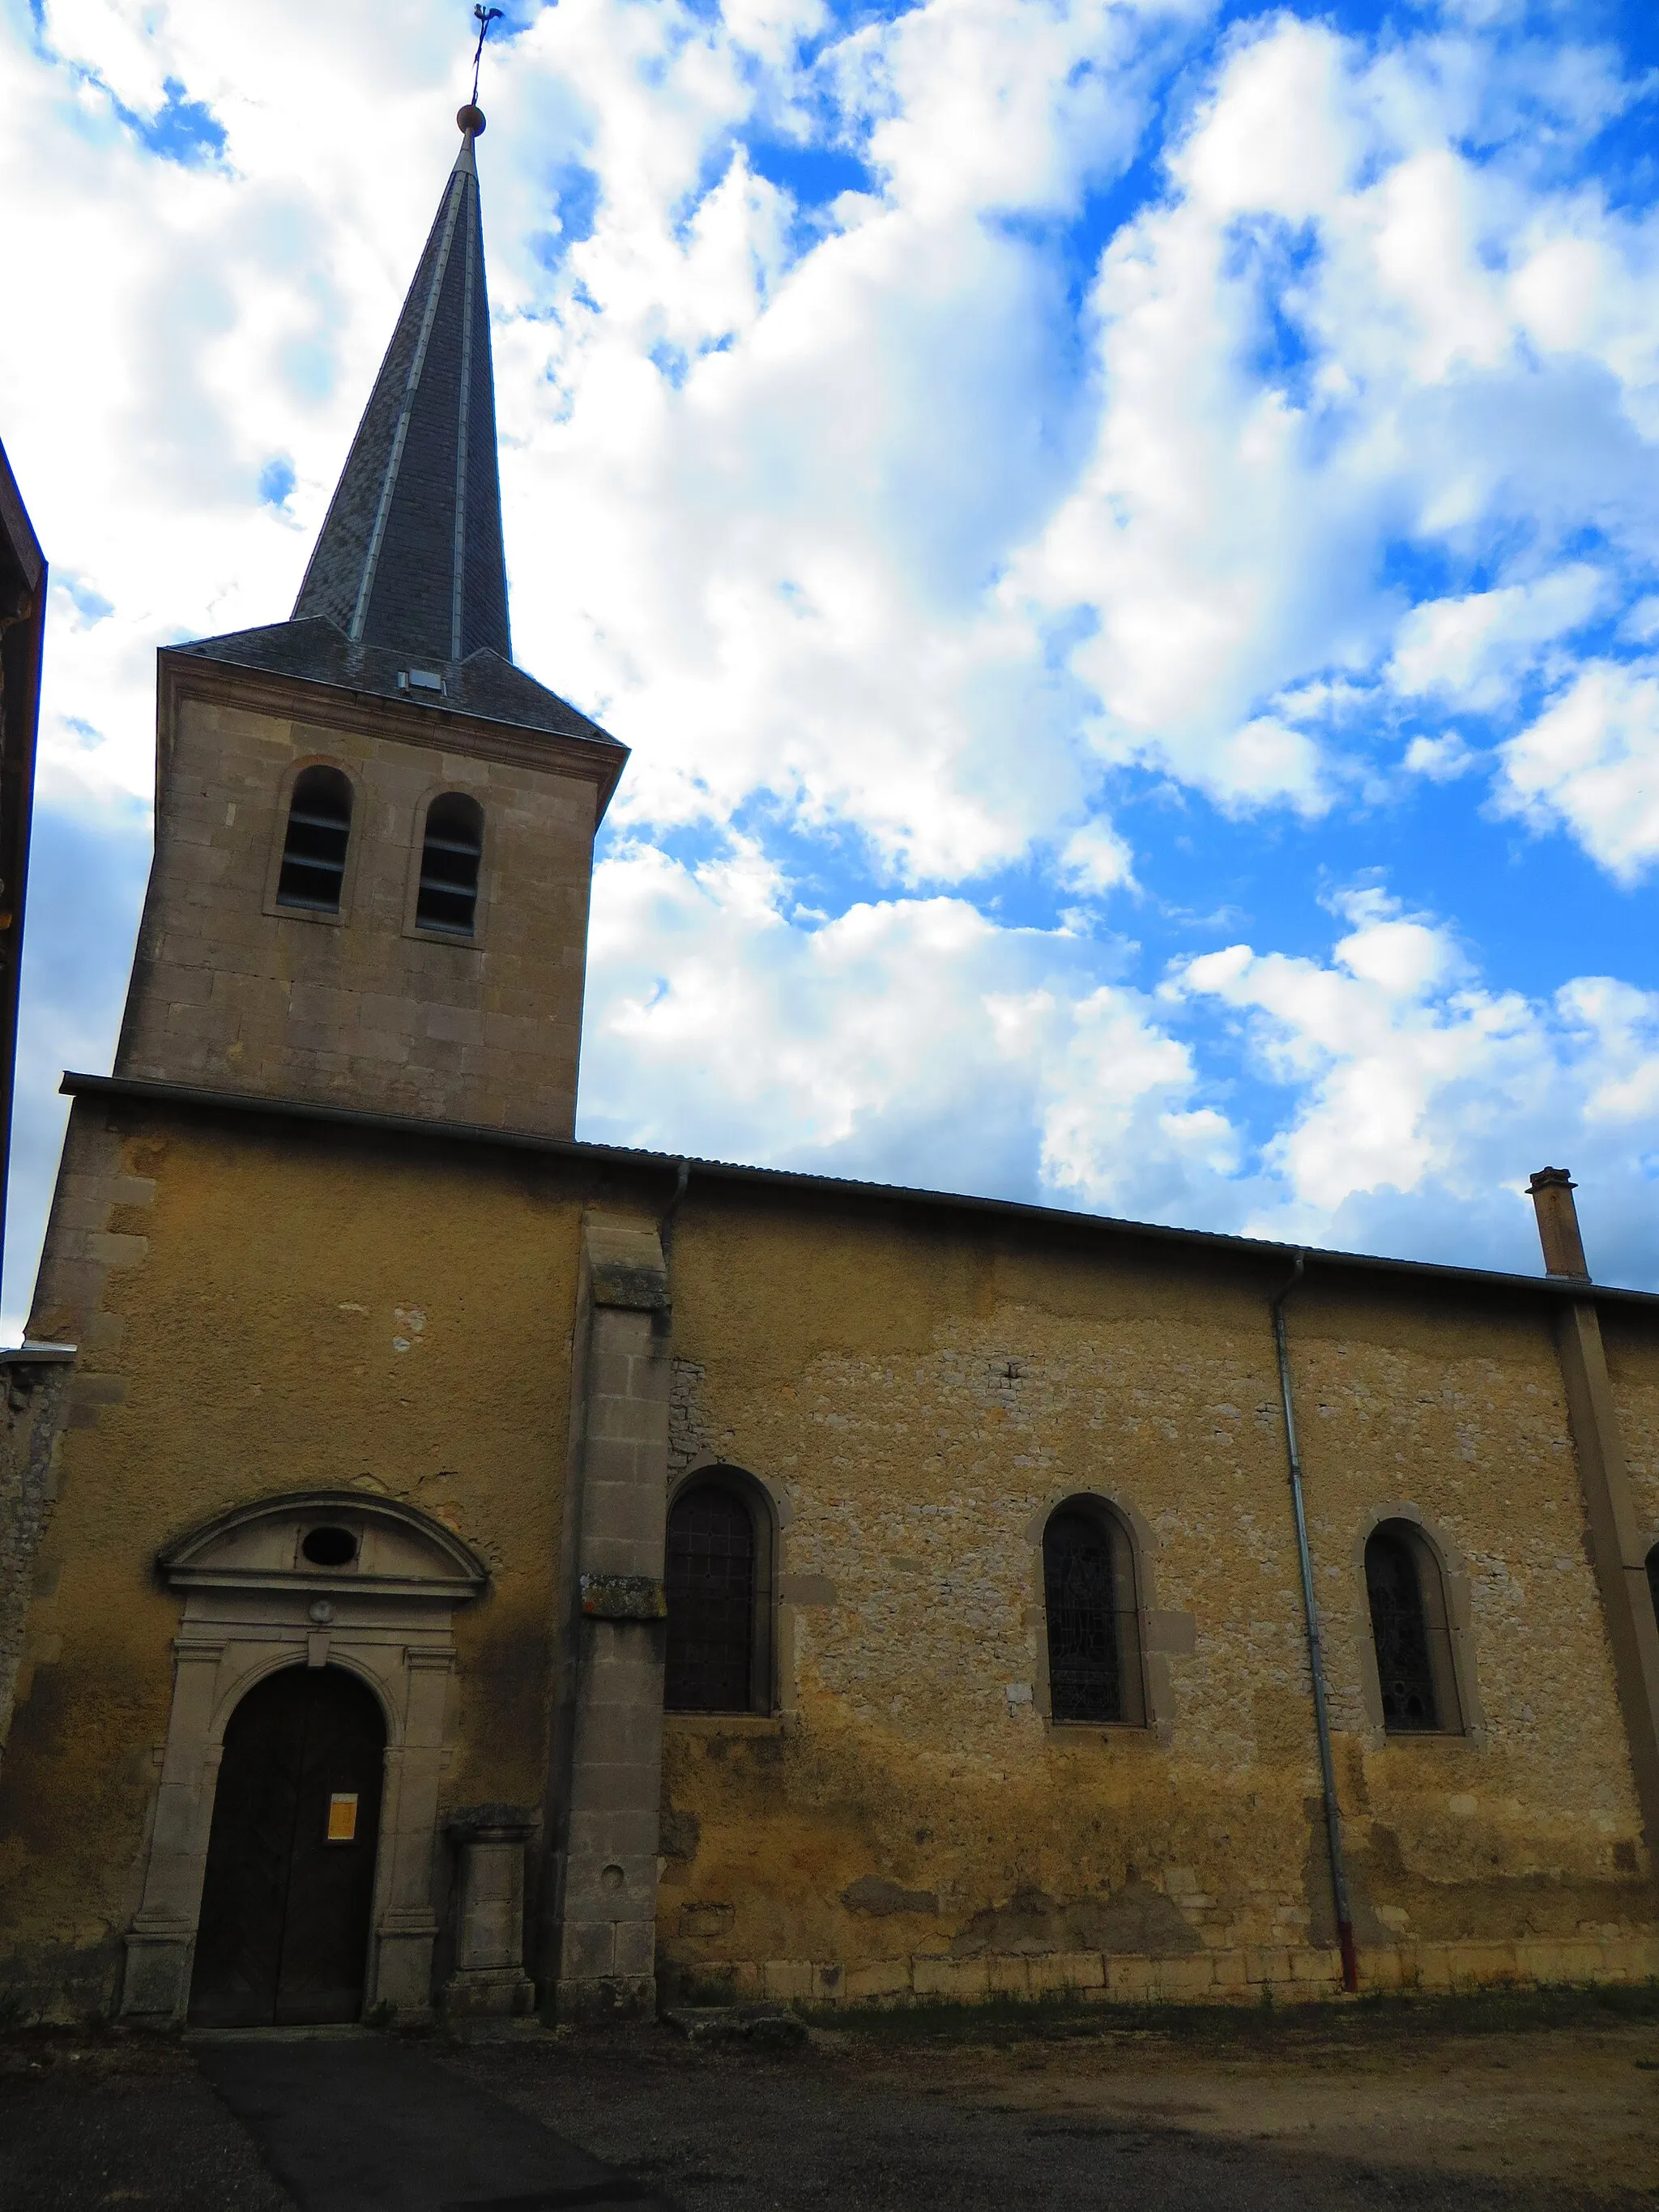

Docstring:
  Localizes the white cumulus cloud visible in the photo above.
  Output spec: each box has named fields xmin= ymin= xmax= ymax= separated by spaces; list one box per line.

xmin=6 ymin=0 xmax=1659 ymax=1332
xmin=1498 ymin=663 xmax=1659 ymax=884
xmin=1388 ymin=565 xmax=1608 ymax=713
xmin=1173 ymin=889 xmax=1659 ymax=1279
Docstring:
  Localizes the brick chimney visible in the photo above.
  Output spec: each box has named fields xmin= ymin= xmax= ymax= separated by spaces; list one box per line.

xmin=1529 ymin=1167 xmax=1590 ymax=1280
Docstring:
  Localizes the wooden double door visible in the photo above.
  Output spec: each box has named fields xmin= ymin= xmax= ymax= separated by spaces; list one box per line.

xmin=188 ymin=1664 xmax=385 ymax=2027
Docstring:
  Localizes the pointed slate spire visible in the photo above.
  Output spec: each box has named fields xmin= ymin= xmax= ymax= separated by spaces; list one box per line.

xmin=177 ymin=106 xmax=621 ymax=760
xmin=292 ymin=107 xmax=510 ymax=666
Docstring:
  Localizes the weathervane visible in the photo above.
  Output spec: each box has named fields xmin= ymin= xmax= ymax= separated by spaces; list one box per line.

xmin=471 ymin=6 xmax=505 ymax=106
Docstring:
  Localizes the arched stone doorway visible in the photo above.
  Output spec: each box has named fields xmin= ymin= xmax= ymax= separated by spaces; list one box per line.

xmin=119 ymin=1490 xmax=487 ymax=2027
xmin=190 ymin=1664 xmax=386 ymax=2027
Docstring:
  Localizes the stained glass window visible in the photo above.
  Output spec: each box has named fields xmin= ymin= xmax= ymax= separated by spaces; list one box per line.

xmin=1043 ymin=1508 xmax=1122 ymax=1723
xmin=665 ymin=1484 xmax=755 ymax=1712
xmin=1366 ymin=1526 xmax=1439 ymax=1731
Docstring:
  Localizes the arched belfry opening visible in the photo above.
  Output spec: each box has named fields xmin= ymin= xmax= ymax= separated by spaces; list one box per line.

xmin=190 ymin=1664 xmax=386 ymax=2028
xmin=415 ymin=791 xmax=485 ymax=937
xmin=275 ymin=765 xmax=354 ymax=916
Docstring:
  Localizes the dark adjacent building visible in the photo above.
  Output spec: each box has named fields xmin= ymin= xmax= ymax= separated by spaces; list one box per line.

xmin=0 ymin=439 xmax=45 ymax=1299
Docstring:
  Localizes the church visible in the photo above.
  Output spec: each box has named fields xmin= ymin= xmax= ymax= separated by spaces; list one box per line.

xmin=1 ymin=104 xmax=1657 ymax=2032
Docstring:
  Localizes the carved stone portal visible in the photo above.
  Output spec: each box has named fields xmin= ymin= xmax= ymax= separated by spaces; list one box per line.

xmin=120 ymin=1490 xmax=487 ymax=2027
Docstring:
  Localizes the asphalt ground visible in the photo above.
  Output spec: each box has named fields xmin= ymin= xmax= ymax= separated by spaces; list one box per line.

xmin=2 ymin=1993 xmax=1656 ymax=2211
xmin=440 ymin=2009 xmax=1659 ymax=2212
xmin=202 ymin=2033 xmax=676 ymax=2210
xmin=0 ymin=2028 xmax=292 ymax=2212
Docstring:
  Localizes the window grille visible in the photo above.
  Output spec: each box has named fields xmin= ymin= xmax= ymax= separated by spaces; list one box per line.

xmin=665 ymin=1484 xmax=754 ymax=1712
xmin=416 ymin=792 xmax=484 ymax=936
xmin=276 ymin=767 xmax=353 ymax=914
xmin=1366 ymin=1526 xmax=1439 ymax=1730
xmin=1043 ymin=1507 xmax=1122 ymax=1723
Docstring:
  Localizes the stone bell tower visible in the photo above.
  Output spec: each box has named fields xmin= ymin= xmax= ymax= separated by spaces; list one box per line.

xmin=115 ymin=106 xmax=624 ymax=1137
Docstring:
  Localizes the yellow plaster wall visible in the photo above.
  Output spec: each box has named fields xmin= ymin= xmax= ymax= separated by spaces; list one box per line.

xmin=5 ymin=1109 xmax=1655 ymax=2019
xmin=0 ymin=1105 xmax=582 ymax=2010
xmin=658 ymin=1196 xmax=1655 ymax=1997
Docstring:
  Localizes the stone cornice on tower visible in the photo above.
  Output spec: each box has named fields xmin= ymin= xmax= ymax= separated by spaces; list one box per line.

xmin=156 ymin=646 xmax=627 ymax=820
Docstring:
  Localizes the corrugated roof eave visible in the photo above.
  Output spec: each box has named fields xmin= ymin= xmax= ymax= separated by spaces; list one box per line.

xmin=58 ymin=1070 xmax=1659 ymax=1314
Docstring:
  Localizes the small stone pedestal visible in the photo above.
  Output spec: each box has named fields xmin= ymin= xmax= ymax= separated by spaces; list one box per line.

xmin=444 ymin=1805 xmax=539 ymax=2027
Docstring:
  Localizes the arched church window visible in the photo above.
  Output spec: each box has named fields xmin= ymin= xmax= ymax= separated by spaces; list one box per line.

xmin=416 ymin=792 xmax=484 ymax=937
xmin=664 ymin=1473 xmax=772 ymax=1714
xmin=276 ymin=766 xmax=353 ymax=914
xmin=1365 ymin=1519 xmax=1461 ymax=1733
xmin=1042 ymin=1498 xmax=1145 ymax=1725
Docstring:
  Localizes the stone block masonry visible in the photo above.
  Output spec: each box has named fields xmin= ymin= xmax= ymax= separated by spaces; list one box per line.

xmin=0 ymin=1354 xmax=76 ymax=1758
xmin=0 ymin=1102 xmax=581 ymax=2024
xmin=117 ymin=661 xmax=613 ymax=1137
xmin=0 ymin=1111 xmax=155 ymax=1764
xmin=655 ymin=1191 xmax=1657 ymax=2007
xmin=677 ymin=1934 xmax=1659 ymax=2011
xmin=4 ymin=1096 xmax=1659 ymax=2027
xmin=544 ymin=1215 xmax=673 ymax=2023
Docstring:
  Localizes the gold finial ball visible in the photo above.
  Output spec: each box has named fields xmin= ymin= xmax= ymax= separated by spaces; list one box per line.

xmin=457 ymin=104 xmax=486 ymax=136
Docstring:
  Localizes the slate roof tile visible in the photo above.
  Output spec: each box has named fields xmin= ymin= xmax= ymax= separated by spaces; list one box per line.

xmin=176 ymin=122 xmax=617 ymax=750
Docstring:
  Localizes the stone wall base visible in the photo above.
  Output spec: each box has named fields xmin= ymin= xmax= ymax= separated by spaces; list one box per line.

xmin=669 ymin=1934 xmax=1659 ymax=2010
xmin=120 ymin=1927 xmax=194 ymax=2024
xmin=445 ymin=1967 xmax=536 ymax=2020
xmin=555 ymin=1971 xmax=656 ymax=2024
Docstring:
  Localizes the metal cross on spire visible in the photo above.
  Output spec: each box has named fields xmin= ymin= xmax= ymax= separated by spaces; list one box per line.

xmin=471 ymin=6 xmax=504 ymax=106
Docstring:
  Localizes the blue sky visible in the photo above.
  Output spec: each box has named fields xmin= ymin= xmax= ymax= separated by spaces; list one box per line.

xmin=4 ymin=0 xmax=1659 ymax=1331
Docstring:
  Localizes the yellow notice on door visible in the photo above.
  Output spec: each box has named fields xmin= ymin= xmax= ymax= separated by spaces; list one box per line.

xmin=326 ymin=1792 xmax=359 ymax=1843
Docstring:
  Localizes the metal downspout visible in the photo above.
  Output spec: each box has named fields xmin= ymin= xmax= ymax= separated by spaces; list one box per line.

xmin=659 ymin=1158 xmax=690 ymax=1263
xmin=1271 ymin=1252 xmax=1359 ymax=1993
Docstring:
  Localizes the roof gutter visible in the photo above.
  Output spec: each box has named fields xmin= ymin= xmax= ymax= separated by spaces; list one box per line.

xmin=57 ymin=1070 xmax=1659 ymax=1314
